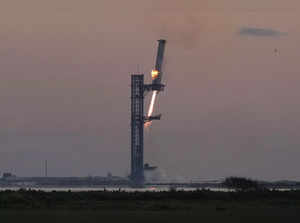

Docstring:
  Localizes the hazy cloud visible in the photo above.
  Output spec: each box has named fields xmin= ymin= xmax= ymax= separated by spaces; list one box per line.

xmin=239 ymin=27 xmax=286 ymax=37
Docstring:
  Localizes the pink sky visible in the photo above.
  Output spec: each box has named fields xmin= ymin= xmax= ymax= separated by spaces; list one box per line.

xmin=0 ymin=0 xmax=300 ymax=180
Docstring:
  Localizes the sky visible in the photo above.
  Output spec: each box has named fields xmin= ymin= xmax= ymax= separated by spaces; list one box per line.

xmin=0 ymin=0 xmax=300 ymax=181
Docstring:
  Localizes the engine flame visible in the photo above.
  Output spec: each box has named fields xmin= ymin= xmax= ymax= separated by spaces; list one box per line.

xmin=144 ymin=121 xmax=151 ymax=128
xmin=145 ymin=70 xmax=160 ymax=128
xmin=151 ymin=70 xmax=159 ymax=80
xmin=145 ymin=90 xmax=158 ymax=128
xmin=148 ymin=90 xmax=158 ymax=117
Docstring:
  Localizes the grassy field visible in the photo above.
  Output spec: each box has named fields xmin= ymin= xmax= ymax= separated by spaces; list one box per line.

xmin=0 ymin=208 xmax=299 ymax=223
xmin=0 ymin=189 xmax=299 ymax=222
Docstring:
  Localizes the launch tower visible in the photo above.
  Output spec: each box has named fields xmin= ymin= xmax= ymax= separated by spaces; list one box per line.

xmin=130 ymin=40 xmax=166 ymax=185
xmin=131 ymin=74 xmax=145 ymax=184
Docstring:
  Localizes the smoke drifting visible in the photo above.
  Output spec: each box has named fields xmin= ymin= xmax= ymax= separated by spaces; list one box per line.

xmin=239 ymin=27 xmax=286 ymax=37
xmin=144 ymin=1 xmax=208 ymax=49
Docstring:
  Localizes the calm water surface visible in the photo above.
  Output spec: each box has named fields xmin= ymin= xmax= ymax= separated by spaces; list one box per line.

xmin=0 ymin=186 xmax=293 ymax=192
xmin=0 ymin=186 xmax=233 ymax=192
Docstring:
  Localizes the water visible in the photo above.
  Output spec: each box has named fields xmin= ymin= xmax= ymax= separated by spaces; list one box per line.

xmin=0 ymin=186 xmax=295 ymax=192
xmin=0 ymin=186 xmax=233 ymax=192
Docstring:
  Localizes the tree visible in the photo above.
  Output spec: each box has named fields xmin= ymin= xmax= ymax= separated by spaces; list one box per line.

xmin=223 ymin=177 xmax=259 ymax=191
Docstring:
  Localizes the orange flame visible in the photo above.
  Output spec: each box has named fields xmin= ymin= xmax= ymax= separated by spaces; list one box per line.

xmin=144 ymin=121 xmax=152 ymax=128
xmin=151 ymin=70 xmax=159 ymax=80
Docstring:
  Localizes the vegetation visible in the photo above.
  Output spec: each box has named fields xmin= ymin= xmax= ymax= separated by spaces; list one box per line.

xmin=0 ymin=189 xmax=299 ymax=222
xmin=0 ymin=188 xmax=300 ymax=209
xmin=223 ymin=177 xmax=261 ymax=191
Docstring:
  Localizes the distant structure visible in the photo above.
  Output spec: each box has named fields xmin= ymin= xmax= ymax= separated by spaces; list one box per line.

xmin=144 ymin=163 xmax=159 ymax=182
xmin=144 ymin=163 xmax=157 ymax=171
xmin=130 ymin=74 xmax=145 ymax=184
xmin=130 ymin=40 xmax=166 ymax=185
xmin=2 ymin=172 xmax=16 ymax=179
xmin=45 ymin=160 xmax=48 ymax=177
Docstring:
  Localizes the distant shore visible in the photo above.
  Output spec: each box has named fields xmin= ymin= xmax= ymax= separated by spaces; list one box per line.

xmin=1 ymin=176 xmax=300 ymax=190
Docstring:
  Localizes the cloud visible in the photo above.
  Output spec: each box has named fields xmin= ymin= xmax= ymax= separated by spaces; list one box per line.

xmin=239 ymin=27 xmax=286 ymax=37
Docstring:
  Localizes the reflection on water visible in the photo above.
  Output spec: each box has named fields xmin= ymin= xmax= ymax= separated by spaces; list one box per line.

xmin=0 ymin=186 xmax=292 ymax=192
xmin=0 ymin=186 xmax=234 ymax=192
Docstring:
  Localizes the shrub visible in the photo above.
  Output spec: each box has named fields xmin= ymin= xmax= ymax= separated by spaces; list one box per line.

xmin=223 ymin=177 xmax=260 ymax=191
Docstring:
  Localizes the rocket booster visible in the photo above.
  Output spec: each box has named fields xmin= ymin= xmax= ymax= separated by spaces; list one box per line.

xmin=151 ymin=39 xmax=166 ymax=90
xmin=144 ymin=39 xmax=167 ymax=123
